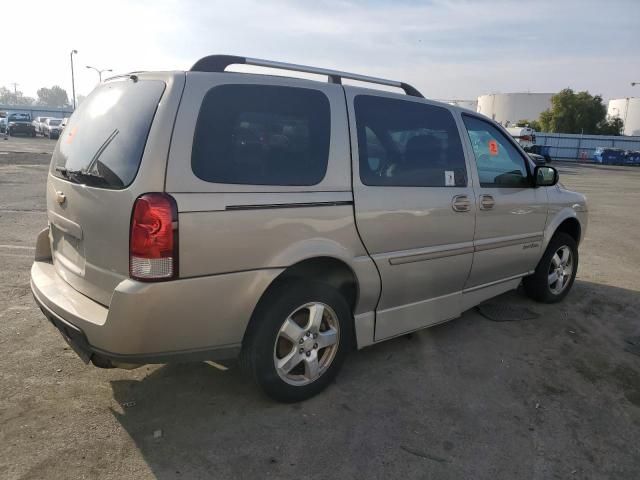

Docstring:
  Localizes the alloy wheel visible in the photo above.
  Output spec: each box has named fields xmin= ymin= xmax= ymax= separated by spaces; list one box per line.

xmin=273 ymin=302 xmax=340 ymax=386
xmin=548 ymin=245 xmax=573 ymax=295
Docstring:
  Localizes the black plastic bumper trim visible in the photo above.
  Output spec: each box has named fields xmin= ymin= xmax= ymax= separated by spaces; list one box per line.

xmin=32 ymin=292 xmax=241 ymax=367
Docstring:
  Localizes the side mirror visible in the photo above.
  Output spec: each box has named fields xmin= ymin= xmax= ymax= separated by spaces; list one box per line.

xmin=534 ymin=165 xmax=558 ymax=187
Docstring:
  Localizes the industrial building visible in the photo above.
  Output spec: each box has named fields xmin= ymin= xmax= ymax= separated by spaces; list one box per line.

xmin=607 ymin=98 xmax=640 ymax=136
xmin=476 ymin=93 xmax=553 ymax=126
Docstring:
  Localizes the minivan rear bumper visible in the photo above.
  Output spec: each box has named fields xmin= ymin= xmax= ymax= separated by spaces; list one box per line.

xmin=31 ymin=259 xmax=283 ymax=367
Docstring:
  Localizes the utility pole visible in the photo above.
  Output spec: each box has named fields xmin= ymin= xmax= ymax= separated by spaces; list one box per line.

xmin=70 ymin=49 xmax=78 ymax=110
xmin=9 ymin=82 xmax=18 ymax=94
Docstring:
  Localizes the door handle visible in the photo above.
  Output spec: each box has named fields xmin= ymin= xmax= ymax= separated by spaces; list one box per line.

xmin=479 ymin=194 xmax=495 ymax=210
xmin=451 ymin=195 xmax=471 ymax=212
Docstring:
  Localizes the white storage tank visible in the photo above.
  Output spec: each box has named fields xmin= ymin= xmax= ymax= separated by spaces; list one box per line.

xmin=447 ymin=99 xmax=478 ymax=111
xmin=477 ymin=93 xmax=554 ymax=126
xmin=607 ymin=98 xmax=640 ymax=136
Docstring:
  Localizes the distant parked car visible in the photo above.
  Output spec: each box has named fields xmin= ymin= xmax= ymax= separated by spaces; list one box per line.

xmin=42 ymin=118 xmax=63 ymax=139
xmin=624 ymin=150 xmax=640 ymax=165
xmin=7 ymin=112 xmax=35 ymax=137
xmin=32 ymin=116 xmax=51 ymax=136
xmin=593 ymin=147 xmax=625 ymax=165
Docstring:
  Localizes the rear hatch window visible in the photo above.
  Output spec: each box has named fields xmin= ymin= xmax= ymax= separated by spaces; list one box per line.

xmin=51 ymin=78 xmax=165 ymax=189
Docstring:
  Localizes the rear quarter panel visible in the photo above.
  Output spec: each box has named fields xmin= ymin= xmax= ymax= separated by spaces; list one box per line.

xmin=166 ymin=72 xmax=380 ymax=316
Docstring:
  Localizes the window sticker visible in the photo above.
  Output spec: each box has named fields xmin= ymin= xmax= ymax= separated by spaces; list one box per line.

xmin=445 ymin=170 xmax=455 ymax=186
xmin=488 ymin=139 xmax=499 ymax=156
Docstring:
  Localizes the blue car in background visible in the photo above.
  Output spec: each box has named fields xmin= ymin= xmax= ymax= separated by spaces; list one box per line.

xmin=624 ymin=150 xmax=640 ymax=165
xmin=594 ymin=147 xmax=625 ymax=165
xmin=594 ymin=147 xmax=640 ymax=165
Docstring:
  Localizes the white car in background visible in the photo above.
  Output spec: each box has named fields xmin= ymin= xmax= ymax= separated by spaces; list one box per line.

xmin=42 ymin=118 xmax=63 ymax=139
xmin=32 ymin=117 xmax=51 ymax=136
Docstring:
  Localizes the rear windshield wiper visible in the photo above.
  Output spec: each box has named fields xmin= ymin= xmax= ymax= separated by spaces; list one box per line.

xmin=54 ymin=166 xmax=108 ymax=186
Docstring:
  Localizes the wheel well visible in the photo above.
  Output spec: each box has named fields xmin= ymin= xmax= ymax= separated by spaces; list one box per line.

xmin=274 ymin=257 xmax=359 ymax=312
xmin=241 ymin=257 xmax=359 ymax=350
xmin=555 ymin=218 xmax=581 ymax=245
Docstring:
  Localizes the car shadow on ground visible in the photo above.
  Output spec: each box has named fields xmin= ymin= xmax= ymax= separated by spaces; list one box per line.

xmin=108 ymin=279 xmax=640 ymax=479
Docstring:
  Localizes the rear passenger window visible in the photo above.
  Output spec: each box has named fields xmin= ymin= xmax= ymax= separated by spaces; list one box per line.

xmin=354 ymin=95 xmax=467 ymax=187
xmin=191 ymin=84 xmax=330 ymax=186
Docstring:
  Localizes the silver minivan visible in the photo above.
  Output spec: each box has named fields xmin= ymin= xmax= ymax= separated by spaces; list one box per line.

xmin=31 ymin=55 xmax=587 ymax=401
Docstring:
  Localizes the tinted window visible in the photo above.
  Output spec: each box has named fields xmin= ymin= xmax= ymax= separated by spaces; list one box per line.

xmin=354 ymin=95 xmax=467 ymax=187
xmin=9 ymin=113 xmax=30 ymax=122
xmin=191 ymin=84 xmax=330 ymax=186
xmin=52 ymin=79 xmax=165 ymax=189
xmin=462 ymin=115 xmax=530 ymax=188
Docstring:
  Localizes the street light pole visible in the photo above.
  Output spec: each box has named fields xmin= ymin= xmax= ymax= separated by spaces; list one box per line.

xmin=85 ymin=65 xmax=113 ymax=83
xmin=70 ymin=49 xmax=78 ymax=110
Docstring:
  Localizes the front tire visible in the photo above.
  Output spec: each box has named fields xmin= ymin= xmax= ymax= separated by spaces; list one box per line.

xmin=523 ymin=232 xmax=578 ymax=303
xmin=242 ymin=280 xmax=353 ymax=402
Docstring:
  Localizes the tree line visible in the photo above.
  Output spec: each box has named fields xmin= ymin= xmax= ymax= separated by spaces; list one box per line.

xmin=0 ymin=85 xmax=75 ymax=108
xmin=517 ymin=88 xmax=623 ymax=135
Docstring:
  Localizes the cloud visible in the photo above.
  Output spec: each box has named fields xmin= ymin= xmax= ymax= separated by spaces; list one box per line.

xmin=2 ymin=0 xmax=639 ymax=101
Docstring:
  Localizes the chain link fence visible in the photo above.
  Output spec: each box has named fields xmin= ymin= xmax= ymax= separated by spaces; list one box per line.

xmin=535 ymin=133 xmax=640 ymax=162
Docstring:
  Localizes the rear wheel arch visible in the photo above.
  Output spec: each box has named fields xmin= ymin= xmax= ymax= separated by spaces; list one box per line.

xmin=243 ymin=256 xmax=359 ymax=346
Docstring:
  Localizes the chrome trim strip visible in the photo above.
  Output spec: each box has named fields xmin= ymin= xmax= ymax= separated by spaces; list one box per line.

xmin=383 ymin=233 xmax=542 ymax=266
xmin=225 ymin=201 xmax=353 ymax=211
xmin=474 ymin=234 xmax=543 ymax=253
xmin=388 ymin=245 xmax=474 ymax=265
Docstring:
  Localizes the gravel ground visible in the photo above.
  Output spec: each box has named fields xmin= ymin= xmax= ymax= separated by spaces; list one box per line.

xmin=1 ymin=137 xmax=639 ymax=479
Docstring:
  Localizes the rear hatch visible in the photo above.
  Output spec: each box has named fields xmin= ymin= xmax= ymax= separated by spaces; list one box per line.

xmin=46 ymin=74 xmax=178 ymax=306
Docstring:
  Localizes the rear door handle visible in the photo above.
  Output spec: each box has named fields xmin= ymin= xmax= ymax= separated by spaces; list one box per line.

xmin=452 ymin=195 xmax=471 ymax=212
xmin=479 ymin=194 xmax=495 ymax=210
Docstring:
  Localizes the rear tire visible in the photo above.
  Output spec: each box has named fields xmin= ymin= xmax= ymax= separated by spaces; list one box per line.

xmin=241 ymin=280 xmax=353 ymax=402
xmin=523 ymin=232 xmax=578 ymax=303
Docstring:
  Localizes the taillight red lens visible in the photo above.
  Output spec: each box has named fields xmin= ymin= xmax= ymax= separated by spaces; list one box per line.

xmin=129 ymin=193 xmax=178 ymax=281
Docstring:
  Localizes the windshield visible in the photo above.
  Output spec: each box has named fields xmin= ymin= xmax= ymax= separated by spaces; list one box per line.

xmin=8 ymin=113 xmax=30 ymax=122
xmin=48 ymin=119 xmax=62 ymax=126
xmin=51 ymin=78 xmax=165 ymax=189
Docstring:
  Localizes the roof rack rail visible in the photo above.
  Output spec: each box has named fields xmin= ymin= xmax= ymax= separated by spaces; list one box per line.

xmin=190 ymin=55 xmax=424 ymax=98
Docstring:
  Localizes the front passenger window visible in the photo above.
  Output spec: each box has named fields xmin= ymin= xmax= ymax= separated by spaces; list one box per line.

xmin=462 ymin=115 xmax=530 ymax=188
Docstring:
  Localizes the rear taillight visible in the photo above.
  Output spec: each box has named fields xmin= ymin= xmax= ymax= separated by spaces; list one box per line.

xmin=129 ymin=193 xmax=178 ymax=281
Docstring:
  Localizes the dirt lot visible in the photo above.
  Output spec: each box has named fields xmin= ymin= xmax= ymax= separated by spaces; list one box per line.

xmin=1 ymin=136 xmax=639 ymax=479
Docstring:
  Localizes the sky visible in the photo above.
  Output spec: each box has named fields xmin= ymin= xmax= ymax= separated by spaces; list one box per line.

xmin=2 ymin=0 xmax=639 ymax=103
